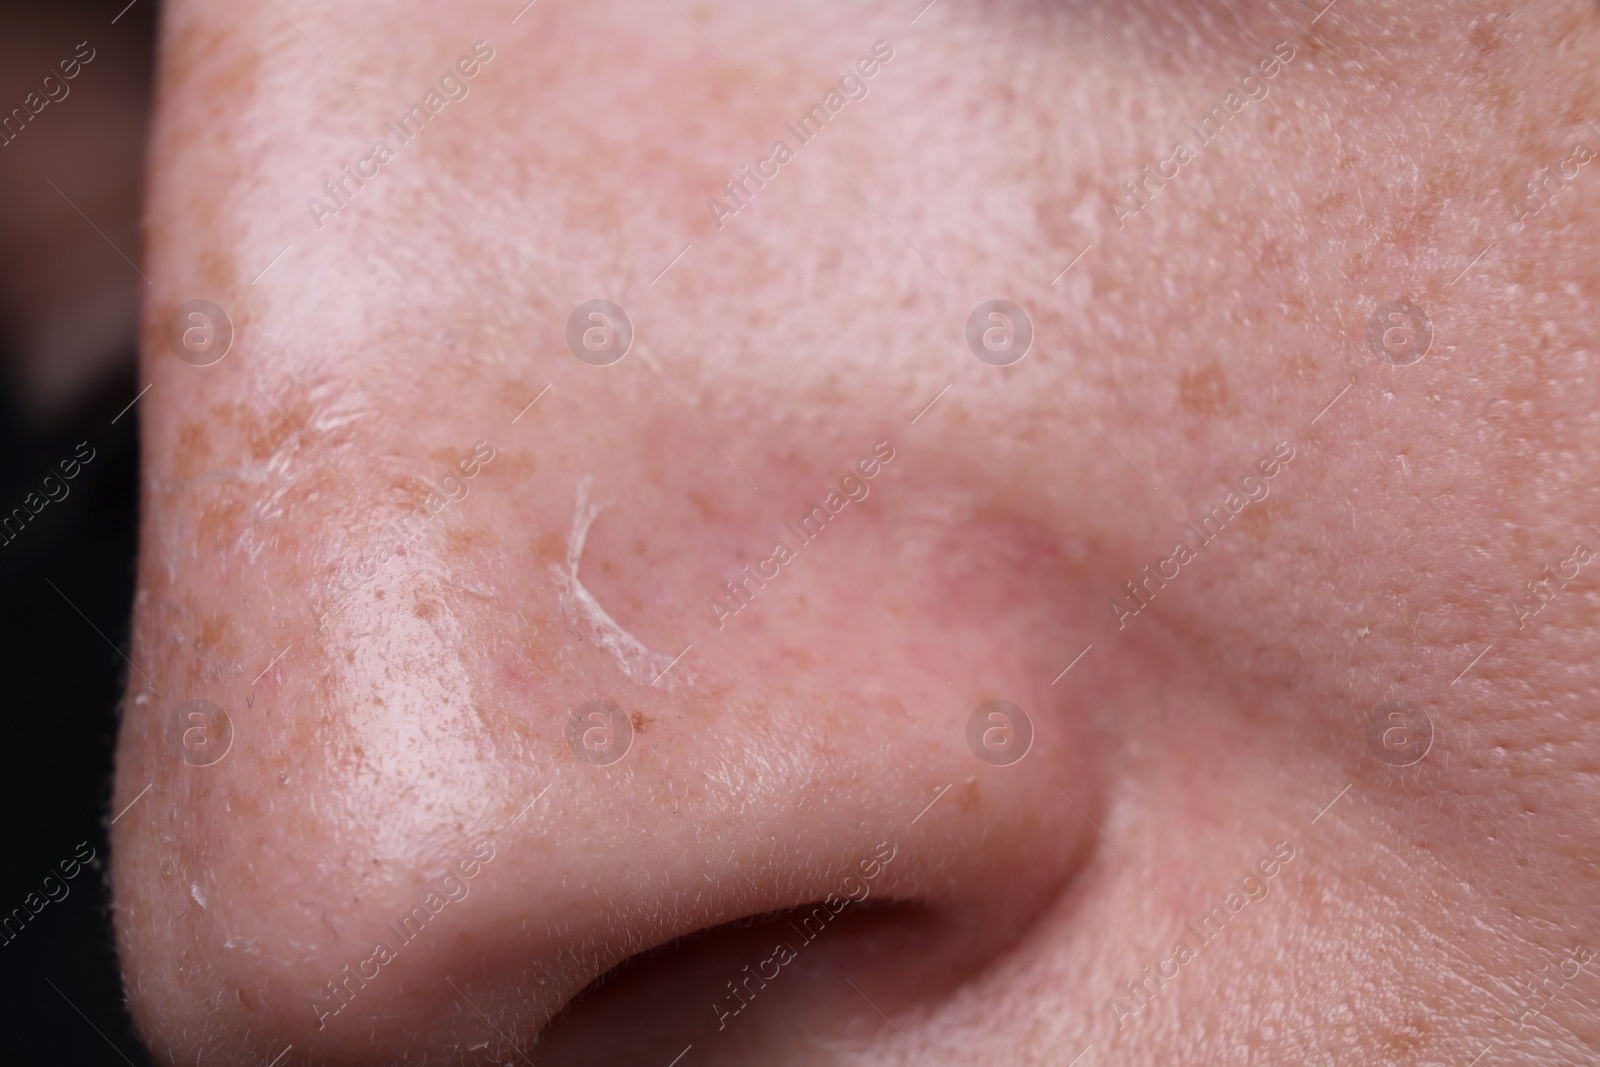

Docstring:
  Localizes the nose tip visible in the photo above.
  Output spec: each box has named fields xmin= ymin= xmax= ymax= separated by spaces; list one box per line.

xmin=115 ymin=490 xmax=1102 ymax=1065
xmin=133 ymin=682 xmax=1089 ymax=1064
xmin=416 ymin=675 xmax=1095 ymax=1058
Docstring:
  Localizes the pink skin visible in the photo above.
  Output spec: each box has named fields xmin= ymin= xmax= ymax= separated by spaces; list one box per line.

xmin=113 ymin=1 xmax=1600 ymax=1064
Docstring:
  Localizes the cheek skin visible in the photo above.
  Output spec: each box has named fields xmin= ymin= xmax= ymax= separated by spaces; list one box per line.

xmin=113 ymin=0 xmax=1600 ymax=1065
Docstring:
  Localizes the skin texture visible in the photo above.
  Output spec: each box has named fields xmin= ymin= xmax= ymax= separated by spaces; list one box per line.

xmin=112 ymin=0 xmax=1600 ymax=1063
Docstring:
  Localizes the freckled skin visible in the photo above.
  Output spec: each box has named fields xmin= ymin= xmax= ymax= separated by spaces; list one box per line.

xmin=114 ymin=1 xmax=1600 ymax=1064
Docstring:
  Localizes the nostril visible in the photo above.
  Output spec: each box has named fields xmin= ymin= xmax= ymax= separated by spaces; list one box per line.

xmin=536 ymin=897 xmax=950 ymax=1064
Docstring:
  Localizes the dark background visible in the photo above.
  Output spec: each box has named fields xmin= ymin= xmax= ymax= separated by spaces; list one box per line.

xmin=0 ymin=1 xmax=160 ymax=1062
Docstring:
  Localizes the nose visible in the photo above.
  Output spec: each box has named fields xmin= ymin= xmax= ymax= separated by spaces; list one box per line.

xmin=113 ymin=453 xmax=1101 ymax=1065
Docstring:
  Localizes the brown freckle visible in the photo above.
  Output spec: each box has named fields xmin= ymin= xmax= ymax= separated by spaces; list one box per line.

xmin=687 ymin=489 xmax=719 ymax=522
xmin=957 ymin=780 xmax=982 ymax=813
xmin=1258 ymin=237 xmax=1292 ymax=271
xmin=195 ymin=613 xmax=233 ymax=655
xmin=415 ymin=600 xmax=439 ymax=619
xmin=374 ymin=589 xmax=385 ymax=600
xmin=1313 ymin=185 xmax=1350 ymax=220
xmin=1178 ymin=362 xmax=1230 ymax=417
xmin=174 ymin=422 xmax=211 ymax=481
xmin=1378 ymin=1015 xmax=1429 ymax=1057
xmin=1289 ymin=857 xmax=1324 ymax=919
xmin=445 ymin=527 xmax=492 ymax=555
xmin=781 ymin=644 xmax=814 ymax=670
xmin=196 ymin=246 xmax=240 ymax=305
xmin=250 ymin=390 xmax=317 ymax=460
xmin=1471 ymin=18 xmax=1501 ymax=55
xmin=207 ymin=399 xmax=285 ymax=463
xmin=1237 ymin=501 xmax=1275 ymax=540
xmin=630 ymin=711 xmax=653 ymax=734
xmin=235 ymin=986 xmax=257 ymax=1011
xmin=536 ymin=531 xmax=564 ymax=564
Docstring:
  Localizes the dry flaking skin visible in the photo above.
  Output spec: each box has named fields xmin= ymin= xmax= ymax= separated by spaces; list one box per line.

xmin=113 ymin=0 xmax=1600 ymax=1064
